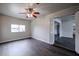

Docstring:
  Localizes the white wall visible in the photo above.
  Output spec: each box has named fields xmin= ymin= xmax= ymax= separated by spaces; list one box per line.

xmin=75 ymin=11 xmax=79 ymax=54
xmin=61 ymin=16 xmax=75 ymax=38
xmin=32 ymin=16 xmax=50 ymax=44
xmin=0 ymin=15 xmax=31 ymax=43
xmin=0 ymin=17 xmax=2 ymax=42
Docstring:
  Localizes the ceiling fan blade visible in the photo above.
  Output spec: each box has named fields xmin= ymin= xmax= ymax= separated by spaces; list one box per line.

xmin=19 ymin=13 xmax=26 ymax=14
xmin=25 ymin=8 xmax=29 ymax=10
xmin=32 ymin=12 xmax=40 ymax=17
xmin=33 ymin=12 xmax=40 ymax=14
xmin=32 ymin=14 xmax=37 ymax=18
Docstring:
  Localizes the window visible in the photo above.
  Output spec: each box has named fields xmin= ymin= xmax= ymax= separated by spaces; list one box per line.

xmin=11 ymin=24 xmax=25 ymax=32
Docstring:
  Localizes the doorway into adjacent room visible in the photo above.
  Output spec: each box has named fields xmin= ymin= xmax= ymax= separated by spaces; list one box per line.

xmin=53 ymin=15 xmax=75 ymax=51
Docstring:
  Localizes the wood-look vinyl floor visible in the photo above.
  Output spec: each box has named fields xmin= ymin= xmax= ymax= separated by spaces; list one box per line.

xmin=0 ymin=38 xmax=78 ymax=56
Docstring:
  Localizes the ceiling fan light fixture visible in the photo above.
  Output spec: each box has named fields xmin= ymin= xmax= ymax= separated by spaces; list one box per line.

xmin=19 ymin=3 xmax=40 ymax=18
xmin=27 ymin=14 xmax=33 ymax=17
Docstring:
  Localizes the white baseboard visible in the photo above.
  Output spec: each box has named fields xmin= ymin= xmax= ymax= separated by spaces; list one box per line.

xmin=32 ymin=37 xmax=50 ymax=45
xmin=0 ymin=37 xmax=31 ymax=44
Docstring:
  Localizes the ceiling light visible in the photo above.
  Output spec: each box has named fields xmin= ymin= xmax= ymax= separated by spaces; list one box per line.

xmin=27 ymin=14 xmax=33 ymax=17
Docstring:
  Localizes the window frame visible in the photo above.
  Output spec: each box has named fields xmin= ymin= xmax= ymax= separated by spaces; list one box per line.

xmin=11 ymin=24 xmax=25 ymax=32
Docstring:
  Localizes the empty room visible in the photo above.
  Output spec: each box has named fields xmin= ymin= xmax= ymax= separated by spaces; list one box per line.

xmin=0 ymin=3 xmax=79 ymax=56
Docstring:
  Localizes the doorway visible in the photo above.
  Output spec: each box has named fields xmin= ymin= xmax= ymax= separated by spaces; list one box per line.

xmin=54 ymin=21 xmax=60 ymax=41
xmin=53 ymin=15 xmax=75 ymax=51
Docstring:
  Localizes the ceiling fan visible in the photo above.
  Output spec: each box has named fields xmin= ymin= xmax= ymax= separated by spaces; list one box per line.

xmin=19 ymin=3 xmax=40 ymax=18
